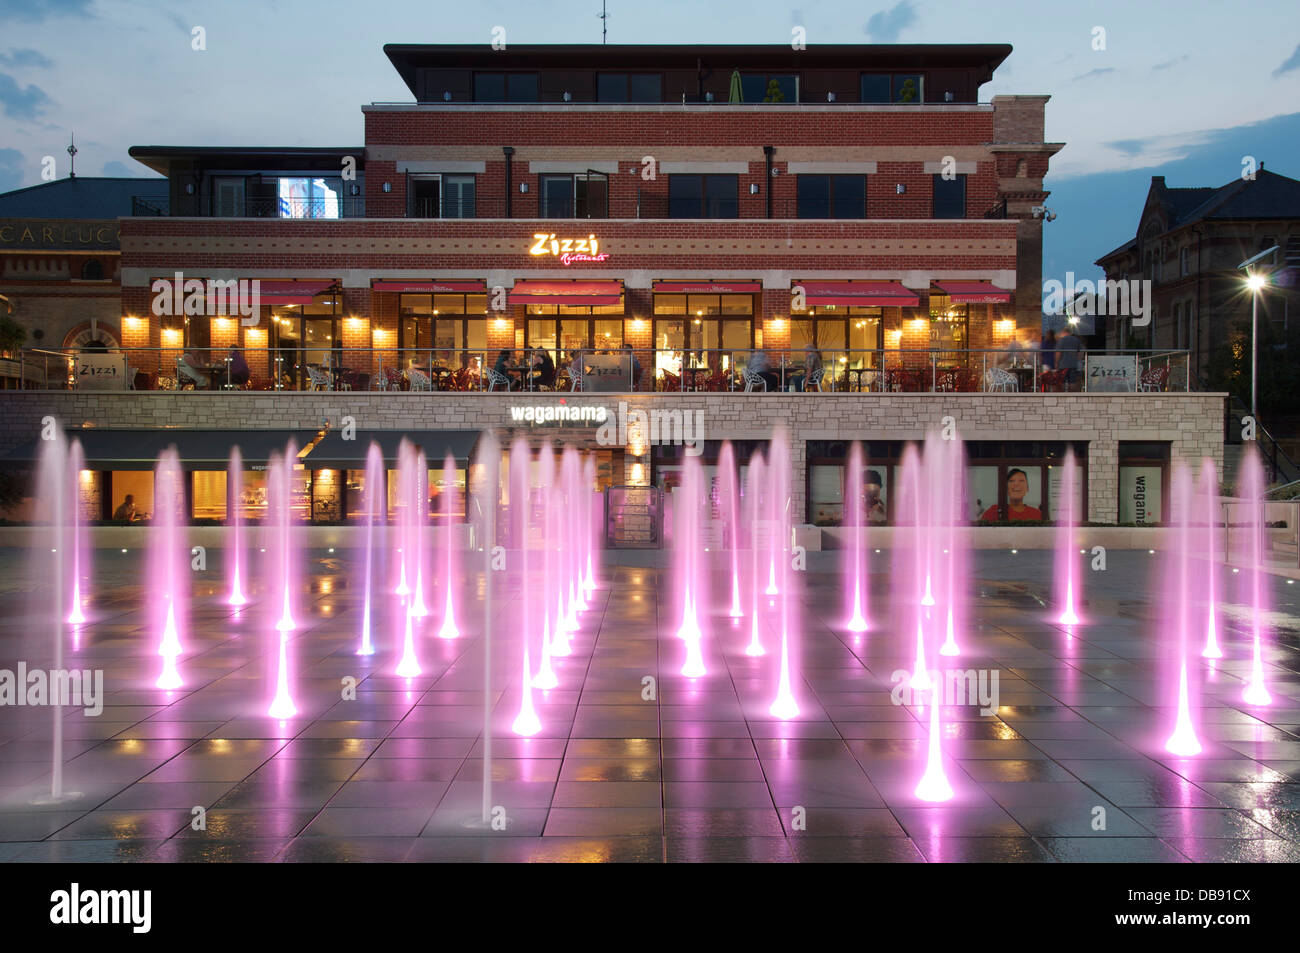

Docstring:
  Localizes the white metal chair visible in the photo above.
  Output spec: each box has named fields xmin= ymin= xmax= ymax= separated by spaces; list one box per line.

xmin=486 ymin=367 xmax=512 ymax=391
xmin=306 ymin=365 xmax=332 ymax=391
xmin=742 ymin=365 xmax=768 ymax=392
xmin=406 ymin=368 xmax=432 ymax=391
xmin=983 ymin=367 xmax=1018 ymax=392
xmin=568 ymin=358 xmax=587 ymax=392
xmin=805 ymin=367 xmax=826 ymax=392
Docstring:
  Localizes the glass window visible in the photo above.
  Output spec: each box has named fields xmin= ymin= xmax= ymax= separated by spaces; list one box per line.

xmin=741 ymin=73 xmax=797 ymax=102
xmin=669 ymin=175 xmax=738 ymax=219
xmin=893 ymin=74 xmax=922 ymax=103
xmin=629 ymin=74 xmax=662 ymax=102
xmin=540 ymin=175 xmax=573 ymax=217
xmin=597 ymin=73 xmax=628 ymax=102
xmin=507 ymin=73 xmax=538 ymax=102
xmin=474 ymin=73 xmax=505 ymax=101
xmin=409 ymin=175 xmax=440 ymax=218
xmin=654 ymin=294 xmax=687 ymax=315
xmin=540 ymin=173 xmax=608 ymax=218
xmin=859 ymin=74 xmax=891 ymax=103
xmin=932 ymin=174 xmax=966 ymax=219
xmin=797 ymin=175 xmax=867 ymax=219
xmin=797 ymin=175 xmax=831 ymax=218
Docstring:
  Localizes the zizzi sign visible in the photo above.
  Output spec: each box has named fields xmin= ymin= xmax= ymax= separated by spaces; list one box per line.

xmin=529 ymin=233 xmax=610 ymax=266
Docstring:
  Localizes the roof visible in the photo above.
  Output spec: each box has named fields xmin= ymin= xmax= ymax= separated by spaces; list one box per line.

xmin=383 ymin=43 xmax=1012 ymax=98
xmin=127 ymin=146 xmax=365 ymax=177
xmin=304 ymin=430 xmax=480 ymax=470
xmin=0 ymin=177 xmax=168 ymax=218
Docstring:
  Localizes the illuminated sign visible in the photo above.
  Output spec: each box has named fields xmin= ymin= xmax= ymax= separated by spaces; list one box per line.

xmin=529 ymin=233 xmax=611 ymax=266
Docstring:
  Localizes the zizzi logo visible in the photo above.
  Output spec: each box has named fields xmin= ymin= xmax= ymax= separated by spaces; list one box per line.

xmin=50 ymin=884 xmax=151 ymax=934
xmin=0 ymin=663 xmax=103 ymax=716
xmin=596 ymin=400 xmax=705 ymax=456
xmin=151 ymin=272 xmax=261 ymax=327
xmin=890 ymin=668 xmax=1000 ymax=715
xmin=1042 ymin=273 xmax=1151 ymax=327
xmin=529 ymin=233 xmax=610 ymax=266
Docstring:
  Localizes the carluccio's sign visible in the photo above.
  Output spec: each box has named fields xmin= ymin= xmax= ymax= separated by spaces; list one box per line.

xmin=0 ymin=219 xmax=121 ymax=250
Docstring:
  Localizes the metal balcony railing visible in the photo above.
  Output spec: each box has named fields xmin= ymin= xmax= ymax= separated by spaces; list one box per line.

xmin=7 ymin=346 xmax=1195 ymax=395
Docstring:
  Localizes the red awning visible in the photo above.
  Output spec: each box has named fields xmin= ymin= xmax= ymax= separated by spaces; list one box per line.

xmin=795 ymin=280 xmax=919 ymax=307
xmin=371 ymin=279 xmax=486 ymax=294
xmin=255 ymin=280 xmax=336 ymax=304
xmin=932 ymin=280 xmax=1012 ymax=305
xmin=508 ymin=280 xmax=623 ymax=306
xmin=653 ymin=280 xmax=762 ymax=295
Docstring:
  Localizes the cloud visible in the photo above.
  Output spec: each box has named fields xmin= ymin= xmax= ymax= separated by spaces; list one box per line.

xmin=1070 ymin=67 xmax=1116 ymax=82
xmin=863 ymin=1 xmax=916 ymax=42
xmin=0 ymin=147 xmax=23 ymax=191
xmin=0 ymin=72 xmax=52 ymax=119
xmin=0 ymin=48 xmax=53 ymax=68
xmin=102 ymin=160 xmax=130 ymax=177
xmin=1106 ymin=139 xmax=1145 ymax=157
xmin=1096 ymin=127 xmax=1219 ymax=169
xmin=0 ymin=0 xmax=93 ymax=23
xmin=1273 ymin=43 xmax=1300 ymax=77
xmin=1152 ymin=55 xmax=1189 ymax=71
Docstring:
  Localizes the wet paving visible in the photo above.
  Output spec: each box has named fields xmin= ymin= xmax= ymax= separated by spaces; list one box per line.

xmin=1 ymin=548 xmax=1299 ymax=863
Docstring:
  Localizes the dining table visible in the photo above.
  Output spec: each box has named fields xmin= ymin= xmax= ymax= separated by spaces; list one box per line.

xmin=845 ymin=367 xmax=879 ymax=392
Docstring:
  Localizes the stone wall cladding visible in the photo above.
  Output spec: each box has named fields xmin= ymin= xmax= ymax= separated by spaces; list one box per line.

xmin=0 ymin=391 xmax=1224 ymax=525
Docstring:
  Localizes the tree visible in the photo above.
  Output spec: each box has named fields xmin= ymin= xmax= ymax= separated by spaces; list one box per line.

xmin=763 ymin=79 xmax=785 ymax=103
xmin=1206 ymin=316 xmax=1300 ymax=418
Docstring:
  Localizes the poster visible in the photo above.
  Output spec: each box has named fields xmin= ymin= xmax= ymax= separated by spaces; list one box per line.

xmin=1046 ymin=462 xmax=1086 ymax=522
xmin=974 ymin=466 xmax=1043 ymax=521
xmin=1119 ymin=466 xmax=1163 ymax=524
xmin=580 ymin=354 xmax=635 ymax=392
xmin=1086 ymin=354 xmax=1138 ymax=392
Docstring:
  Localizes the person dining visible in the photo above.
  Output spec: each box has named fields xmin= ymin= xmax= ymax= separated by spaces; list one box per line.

xmin=787 ymin=345 xmax=823 ymax=392
xmin=748 ymin=348 xmax=781 ymax=392
xmin=112 ymin=494 xmax=138 ymax=522
xmin=529 ymin=347 xmax=556 ymax=389
xmin=177 ymin=350 xmax=209 ymax=389
xmin=227 ymin=345 xmax=251 ymax=388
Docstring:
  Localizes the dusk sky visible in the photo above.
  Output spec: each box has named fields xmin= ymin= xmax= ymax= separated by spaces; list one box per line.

xmin=1 ymin=0 xmax=1297 ymax=283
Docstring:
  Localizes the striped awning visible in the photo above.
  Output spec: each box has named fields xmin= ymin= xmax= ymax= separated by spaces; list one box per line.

xmin=794 ymin=280 xmax=919 ymax=307
xmin=508 ymin=280 xmax=623 ymax=306
xmin=932 ymin=280 xmax=1012 ymax=304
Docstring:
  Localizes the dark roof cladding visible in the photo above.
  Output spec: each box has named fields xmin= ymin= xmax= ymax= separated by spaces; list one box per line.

xmin=0 ymin=177 xmax=168 ymax=218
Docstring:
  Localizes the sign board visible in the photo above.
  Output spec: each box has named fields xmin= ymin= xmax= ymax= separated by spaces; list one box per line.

xmin=579 ymin=354 xmax=634 ymax=392
xmin=1119 ymin=466 xmax=1162 ymax=524
xmin=1085 ymin=354 xmax=1137 ymax=392
xmin=73 ymin=352 xmax=128 ymax=391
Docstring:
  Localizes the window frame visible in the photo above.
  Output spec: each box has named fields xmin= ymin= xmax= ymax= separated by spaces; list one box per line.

xmin=668 ymin=174 xmax=739 ymax=219
xmin=931 ymin=174 xmax=967 ymax=219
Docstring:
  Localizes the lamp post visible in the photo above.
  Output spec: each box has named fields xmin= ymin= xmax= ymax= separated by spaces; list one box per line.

xmin=1237 ymin=245 xmax=1279 ymax=420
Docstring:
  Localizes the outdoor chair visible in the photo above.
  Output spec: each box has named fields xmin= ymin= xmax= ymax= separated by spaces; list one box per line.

xmin=567 ymin=361 xmax=587 ymax=392
xmin=742 ymin=365 xmax=767 ymax=392
xmin=1138 ymin=366 xmax=1170 ymax=392
xmin=983 ymin=367 xmax=1018 ymax=392
xmin=306 ymin=365 xmax=332 ymax=391
xmin=805 ymin=367 xmax=826 ymax=392
xmin=486 ymin=367 xmax=512 ymax=391
xmin=406 ymin=368 xmax=432 ymax=391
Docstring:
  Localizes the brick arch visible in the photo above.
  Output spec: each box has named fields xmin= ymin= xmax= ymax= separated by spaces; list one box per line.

xmin=61 ymin=321 xmax=121 ymax=350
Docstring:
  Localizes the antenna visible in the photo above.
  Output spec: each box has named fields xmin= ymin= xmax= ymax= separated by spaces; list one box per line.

xmin=67 ymin=133 xmax=77 ymax=179
xmin=599 ymin=0 xmax=608 ymax=44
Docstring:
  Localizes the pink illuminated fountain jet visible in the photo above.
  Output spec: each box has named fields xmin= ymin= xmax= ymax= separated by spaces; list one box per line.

xmin=226 ymin=447 xmax=248 ymax=607
xmin=1199 ymin=458 xmax=1223 ymax=660
xmin=266 ymin=443 xmax=299 ymax=718
xmin=676 ymin=452 xmax=707 ymax=678
xmin=719 ymin=442 xmax=744 ymax=618
xmin=510 ymin=437 xmax=542 ymax=735
xmin=356 ymin=441 xmax=384 ymax=656
xmin=66 ymin=439 xmax=89 ymax=627
xmin=1238 ymin=447 xmax=1272 ymax=706
xmin=1163 ymin=463 xmax=1202 ymax=756
xmin=744 ymin=451 xmax=767 ymax=657
xmin=766 ymin=431 xmax=800 ymax=719
xmin=436 ymin=452 xmax=461 ymax=640
xmin=152 ymin=447 xmax=186 ymax=690
xmin=844 ymin=441 xmax=870 ymax=634
xmin=1054 ymin=448 xmax=1082 ymax=627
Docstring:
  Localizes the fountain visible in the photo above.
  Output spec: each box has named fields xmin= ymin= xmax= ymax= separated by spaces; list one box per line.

xmin=1237 ymin=447 xmax=1272 ymax=706
xmin=356 ymin=441 xmax=384 ymax=656
xmin=266 ymin=442 xmax=299 ymax=718
xmin=510 ymin=437 xmax=542 ymax=735
xmin=436 ymin=452 xmax=461 ymax=639
xmin=896 ymin=443 xmax=931 ymax=690
xmin=151 ymin=447 xmax=186 ymax=691
xmin=675 ymin=451 xmax=707 ymax=677
xmin=844 ymin=441 xmax=869 ymax=633
xmin=226 ymin=447 xmax=248 ymax=607
xmin=720 ymin=442 xmax=744 ymax=618
xmin=744 ymin=451 xmax=767 ymax=657
xmin=766 ymin=431 xmax=800 ymax=719
xmin=1199 ymin=458 xmax=1222 ymax=660
xmin=1054 ymin=448 xmax=1081 ymax=626
xmin=66 ymin=439 xmax=88 ymax=628
xmin=531 ymin=444 xmax=558 ymax=690
xmin=1163 ymin=463 xmax=1202 ymax=756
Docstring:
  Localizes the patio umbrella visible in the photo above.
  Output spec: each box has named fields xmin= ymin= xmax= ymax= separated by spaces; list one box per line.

xmin=728 ymin=70 xmax=743 ymax=103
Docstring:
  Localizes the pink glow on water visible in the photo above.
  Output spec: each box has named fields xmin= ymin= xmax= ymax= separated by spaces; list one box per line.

xmin=551 ymin=589 xmax=572 ymax=657
xmin=1054 ymin=449 xmax=1082 ymax=626
xmin=395 ymin=605 xmax=421 ymax=678
xmin=356 ymin=442 xmax=384 ymax=656
xmin=764 ymin=431 xmax=801 ymax=713
xmin=65 ymin=440 xmax=89 ymax=627
xmin=914 ymin=690 xmax=954 ymax=802
xmin=768 ymin=629 xmax=799 ymax=718
xmin=744 ymin=452 xmax=767 ymax=656
xmin=719 ymin=443 xmax=744 ymax=619
xmin=533 ymin=612 xmax=559 ymax=689
xmin=675 ymin=453 xmax=708 ymax=677
xmin=435 ymin=453 xmax=461 ymax=639
xmin=512 ymin=640 xmax=542 ymax=735
xmin=1165 ymin=662 xmax=1202 ymax=756
xmin=844 ymin=442 xmax=869 ymax=633
xmin=910 ymin=618 xmax=932 ymax=691
xmin=939 ymin=607 xmax=960 ymax=657
xmin=155 ymin=600 xmax=182 ymax=689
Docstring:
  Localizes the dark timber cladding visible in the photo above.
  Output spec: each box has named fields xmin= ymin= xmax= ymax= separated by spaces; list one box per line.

xmin=384 ymin=43 xmax=1011 ymax=103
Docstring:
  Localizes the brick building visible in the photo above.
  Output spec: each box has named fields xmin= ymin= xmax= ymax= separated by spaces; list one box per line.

xmin=0 ymin=43 xmax=1222 ymax=528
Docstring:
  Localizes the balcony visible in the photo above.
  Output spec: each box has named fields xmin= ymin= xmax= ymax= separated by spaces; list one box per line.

xmin=8 ymin=347 xmax=1192 ymax=395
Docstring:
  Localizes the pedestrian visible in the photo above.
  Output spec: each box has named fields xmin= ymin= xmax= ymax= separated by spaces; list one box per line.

xmin=1056 ymin=327 xmax=1083 ymax=389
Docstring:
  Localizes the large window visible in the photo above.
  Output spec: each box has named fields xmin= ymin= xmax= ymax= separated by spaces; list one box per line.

xmin=212 ymin=175 xmax=342 ymax=218
xmin=789 ymin=305 xmax=883 ymax=386
xmin=669 ymin=174 xmax=739 ymax=219
xmin=525 ymin=296 xmax=625 ymax=366
xmin=653 ymin=293 xmax=752 ymax=381
xmin=597 ymin=73 xmax=662 ymax=102
xmin=539 ymin=172 xmax=608 ymax=218
xmin=927 ymin=294 xmax=969 ymax=362
xmin=932 ymin=174 xmax=966 ymax=219
xmin=796 ymin=175 xmax=866 ymax=219
xmin=407 ymin=174 xmax=475 ymax=219
xmin=269 ymin=290 xmax=340 ymax=389
xmin=473 ymin=72 xmax=539 ymax=102
xmin=860 ymin=73 xmax=923 ymax=103
xmin=400 ymin=293 xmax=488 ymax=369
xmin=741 ymin=73 xmax=797 ymax=103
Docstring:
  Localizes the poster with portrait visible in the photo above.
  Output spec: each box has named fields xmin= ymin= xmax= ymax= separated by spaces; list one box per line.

xmin=974 ymin=466 xmax=1043 ymax=522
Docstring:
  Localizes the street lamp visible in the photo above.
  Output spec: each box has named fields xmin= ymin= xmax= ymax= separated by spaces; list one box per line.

xmin=1237 ymin=246 xmax=1279 ymax=419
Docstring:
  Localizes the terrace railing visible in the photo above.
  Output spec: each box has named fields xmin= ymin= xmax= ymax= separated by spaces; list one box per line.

xmin=6 ymin=346 xmax=1196 ymax=395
